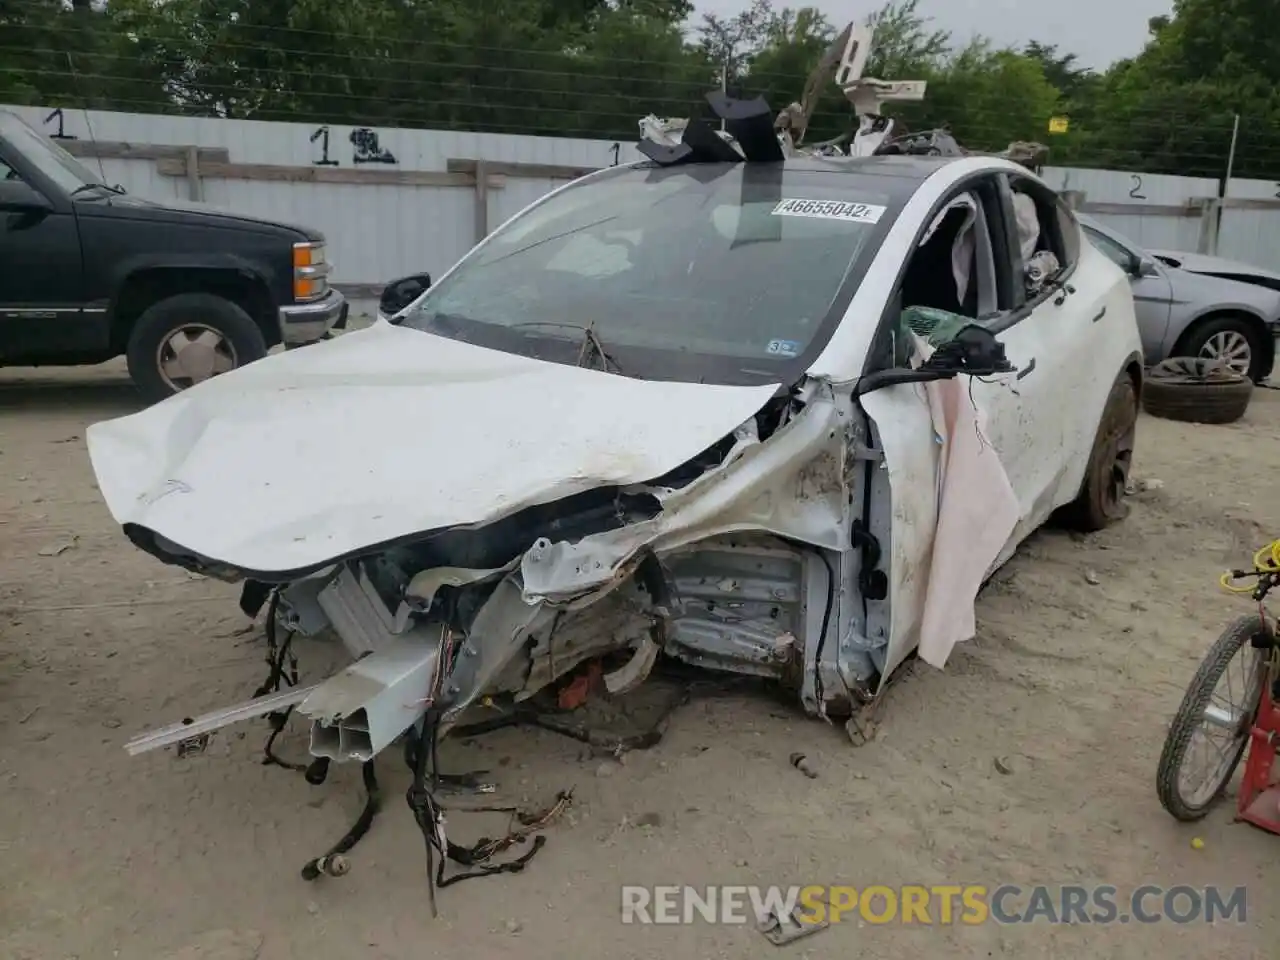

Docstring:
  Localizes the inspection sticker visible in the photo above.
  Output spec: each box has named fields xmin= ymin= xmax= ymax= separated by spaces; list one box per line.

xmin=766 ymin=339 xmax=801 ymax=357
xmin=771 ymin=198 xmax=886 ymax=224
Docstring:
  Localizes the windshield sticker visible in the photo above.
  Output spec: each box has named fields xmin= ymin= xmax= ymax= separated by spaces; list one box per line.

xmin=766 ymin=339 xmax=801 ymax=358
xmin=771 ymin=198 xmax=886 ymax=224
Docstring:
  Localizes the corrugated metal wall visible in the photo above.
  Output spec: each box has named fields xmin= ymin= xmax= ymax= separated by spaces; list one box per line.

xmin=11 ymin=104 xmax=1280 ymax=282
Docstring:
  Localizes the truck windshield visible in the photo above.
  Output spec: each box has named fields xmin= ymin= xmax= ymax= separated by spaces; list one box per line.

xmin=401 ymin=163 xmax=898 ymax=385
xmin=0 ymin=111 xmax=104 ymax=195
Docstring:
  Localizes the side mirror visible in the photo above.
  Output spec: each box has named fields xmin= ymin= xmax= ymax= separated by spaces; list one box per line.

xmin=0 ymin=178 xmax=51 ymax=214
xmin=379 ymin=273 xmax=432 ymax=321
xmin=855 ymin=324 xmax=1015 ymax=398
xmin=1133 ymin=255 xmax=1159 ymax=278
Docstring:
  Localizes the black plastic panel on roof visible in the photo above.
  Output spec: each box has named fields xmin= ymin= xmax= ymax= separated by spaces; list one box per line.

xmin=637 ymin=92 xmax=785 ymax=167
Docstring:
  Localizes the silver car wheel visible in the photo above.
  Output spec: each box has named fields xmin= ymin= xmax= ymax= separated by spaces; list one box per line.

xmin=156 ymin=323 xmax=239 ymax=391
xmin=1198 ymin=330 xmax=1252 ymax=377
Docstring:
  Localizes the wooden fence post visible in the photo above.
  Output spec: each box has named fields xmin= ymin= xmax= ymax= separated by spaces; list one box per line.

xmin=473 ymin=158 xmax=489 ymax=246
xmin=184 ymin=145 xmax=203 ymax=202
xmin=1195 ymin=197 xmax=1221 ymax=255
xmin=1062 ymin=190 xmax=1086 ymax=212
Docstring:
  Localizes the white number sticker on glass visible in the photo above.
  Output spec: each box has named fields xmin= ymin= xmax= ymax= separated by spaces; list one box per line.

xmin=770 ymin=198 xmax=887 ymax=224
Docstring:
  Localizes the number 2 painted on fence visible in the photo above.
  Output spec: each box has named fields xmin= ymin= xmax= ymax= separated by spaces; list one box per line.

xmin=1128 ymin=174 xmax=1147 ymax=200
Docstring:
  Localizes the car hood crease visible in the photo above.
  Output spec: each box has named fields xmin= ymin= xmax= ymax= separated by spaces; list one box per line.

xmin=85 ymin=322 xmax=781 ymax=575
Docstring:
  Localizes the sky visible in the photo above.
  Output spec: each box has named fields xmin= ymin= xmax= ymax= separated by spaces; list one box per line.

xmin=695 ymin=0 xmax=1176 ymax=70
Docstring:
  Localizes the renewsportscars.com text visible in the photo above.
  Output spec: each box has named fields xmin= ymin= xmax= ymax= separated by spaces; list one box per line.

xmin=620 ymin=884 xmax=1247 ymax=926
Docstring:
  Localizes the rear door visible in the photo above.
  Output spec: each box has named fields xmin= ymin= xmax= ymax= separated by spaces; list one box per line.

xmin=981 ymin=175 xmax=1128 ymax=551
xmin=967 ymin=175 xmax=1115 ymax=552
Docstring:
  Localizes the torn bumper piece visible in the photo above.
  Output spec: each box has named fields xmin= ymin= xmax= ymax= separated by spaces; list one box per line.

xmin=123 ymin=683 xmax=323 ymax=757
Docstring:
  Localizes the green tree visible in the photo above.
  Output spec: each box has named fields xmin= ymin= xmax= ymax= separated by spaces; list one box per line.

xmin=1063 ymin=0 xmax=1280 ymax=178
xmin=1023 ymin=41 xmax=1098 ymax=103
xmin=865 ymin=0 xmax=949 ymax=78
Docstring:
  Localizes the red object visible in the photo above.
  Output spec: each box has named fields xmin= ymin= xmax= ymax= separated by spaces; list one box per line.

xmin=1237 ymin=672 xmax=1280 ymax=835
xmin=557 ymin=660 xmax=603 ymax=710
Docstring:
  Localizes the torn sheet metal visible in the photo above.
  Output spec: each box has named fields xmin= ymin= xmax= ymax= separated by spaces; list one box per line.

xmin=518 ymin=387 xmax=849 ymax=604
xmin=85 ymin=322 xmax=780 ymax=575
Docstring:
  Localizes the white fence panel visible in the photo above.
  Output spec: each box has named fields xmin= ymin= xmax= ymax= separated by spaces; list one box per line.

xmin=1041 ymin=166 xmax=1217 ymax=252
xmin=1218 ymin=178 xmax=1280 ymax=273
xmin=20 ymin=104 xmax=1280 ymax=282
xmin=6 ymin=104 xmax=640 ymax=287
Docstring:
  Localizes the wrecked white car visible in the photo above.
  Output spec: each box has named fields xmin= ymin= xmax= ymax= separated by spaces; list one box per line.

xmin=84 ymin=83 xmax=1144 ymax=887
xmin=90 ymin=124 xmax=1142 ymax=736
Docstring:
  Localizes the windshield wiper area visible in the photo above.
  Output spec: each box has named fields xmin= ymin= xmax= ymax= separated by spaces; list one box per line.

xmin=69 ymin=182 xmax=125 ymax=198
xmin=509 ymin=321 xmax=627 ymax=376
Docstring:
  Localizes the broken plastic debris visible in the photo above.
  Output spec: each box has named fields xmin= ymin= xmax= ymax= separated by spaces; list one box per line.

xmin=37 ymin=536 xmax=78 ymax=557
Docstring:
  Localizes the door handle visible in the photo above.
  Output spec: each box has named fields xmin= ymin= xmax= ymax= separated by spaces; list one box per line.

xmin=1091 ymin=306 xmax=1107 ymax=323
xmin=1016 ymin=358 xmax=1036 ymax=380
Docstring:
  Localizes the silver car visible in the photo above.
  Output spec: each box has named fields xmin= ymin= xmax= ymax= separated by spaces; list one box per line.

xmin=1080 ymin=214 xmax=1280 ymax=381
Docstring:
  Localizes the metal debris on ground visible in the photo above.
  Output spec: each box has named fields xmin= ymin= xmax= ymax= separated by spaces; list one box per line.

xmin=37 ymin=536 xmax=78 ymax=557
xmin=757 ymin=900 xmax=830 ymax=945
xmin=176 ymin=732 xmax=211 ymax=758
xmin=789 ymin=752 xmax=819 ymax=779
xmin=845 ymin=701 xmax=882 ymax=746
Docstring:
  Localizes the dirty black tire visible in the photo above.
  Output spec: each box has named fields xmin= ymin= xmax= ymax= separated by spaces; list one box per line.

xmin=1155 ymin=615 xmax=1266 ymax=822
xmin=126 ymin=293 xmax=268 ymax=405
xmin=1141 ymin=358 xmax=1253 ymax=425
xmin=1178 ymin=314 xmax=1268 ymax=382
xmin=1056 ymin=371 xmax=1137 ymax=532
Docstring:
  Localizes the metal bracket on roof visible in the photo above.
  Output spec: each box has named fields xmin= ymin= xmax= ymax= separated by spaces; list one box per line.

xmin=705 ymin=91 xmax=785 ymax=163
xmin=637 ymin=90 xmax=787 ymax=167
xmin=637 ymin=110 xmax=743 ymax=166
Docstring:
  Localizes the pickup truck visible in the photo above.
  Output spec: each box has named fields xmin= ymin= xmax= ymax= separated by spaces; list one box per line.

xmin=0 ymin=109 xmax=347 ymax=403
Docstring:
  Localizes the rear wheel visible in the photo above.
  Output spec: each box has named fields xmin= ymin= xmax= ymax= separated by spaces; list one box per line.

xmin=1156 ymin=615 xmax=1268 ymax=821
xmin=1057 ymin=371 xmax=1137 ymax=532
xmin=126 ymin=293 xmax=268 ymax=404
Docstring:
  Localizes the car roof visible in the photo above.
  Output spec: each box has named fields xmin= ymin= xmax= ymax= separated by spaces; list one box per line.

xmin=770 ymin=154 xmax=961 ymax=178
xmin=615 ymin=154 xmax=977 ymax=208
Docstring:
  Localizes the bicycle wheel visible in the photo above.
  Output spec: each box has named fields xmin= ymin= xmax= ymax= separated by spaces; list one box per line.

xmin=1156 ymin=614 xmax=1269 ymax=821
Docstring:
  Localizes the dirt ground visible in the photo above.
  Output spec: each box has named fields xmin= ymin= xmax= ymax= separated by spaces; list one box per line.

xmin=1 ymin=361 xmax=1278 ymax=960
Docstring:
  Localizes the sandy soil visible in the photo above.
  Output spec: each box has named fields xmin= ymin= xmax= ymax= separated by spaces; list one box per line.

xmin=1 ymin=361 xmax=1277 ymax=960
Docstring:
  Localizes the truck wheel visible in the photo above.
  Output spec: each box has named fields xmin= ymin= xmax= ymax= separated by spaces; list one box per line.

xmin=126 ymin=293 xmax=268 ymax=403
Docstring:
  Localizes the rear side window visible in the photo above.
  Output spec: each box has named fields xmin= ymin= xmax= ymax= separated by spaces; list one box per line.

xmin=1054 ymin=196 xmax=1081 ymax=268
xmin=1009 ymin=176 xmax=1075 ymax=272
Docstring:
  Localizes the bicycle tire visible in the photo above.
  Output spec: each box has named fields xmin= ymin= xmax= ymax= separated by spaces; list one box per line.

xmin=1155 ymin=614 xmax=1266 ymax=821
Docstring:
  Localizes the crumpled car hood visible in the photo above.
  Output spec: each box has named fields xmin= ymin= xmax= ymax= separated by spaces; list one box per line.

xmin=86 ymin=322 xmax=780 ymax=575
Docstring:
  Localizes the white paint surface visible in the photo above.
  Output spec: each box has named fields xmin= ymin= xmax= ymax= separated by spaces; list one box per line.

xmin=86 ymin=322 xmax=779 ymax=574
